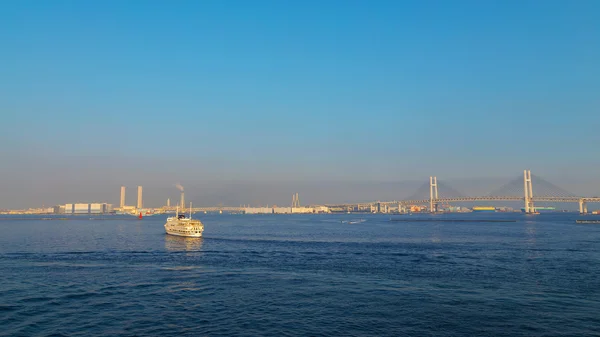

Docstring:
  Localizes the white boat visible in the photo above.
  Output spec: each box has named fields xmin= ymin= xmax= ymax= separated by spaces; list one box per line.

xmin=341 ymin=219 xmax=366 ymax=224
xmin=164 ymin=203 xmax=204 ymax=237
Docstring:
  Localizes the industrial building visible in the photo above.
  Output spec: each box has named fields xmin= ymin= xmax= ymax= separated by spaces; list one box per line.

xmin=242 ymin=193 xmax=329 ymax=214
xmin=56 ymin=203 xmax=113 ymax=214
xmin=117 ymin=185 xmax=144 ymax=211
xmin=243 ymin=207 xmax=274 ymax=214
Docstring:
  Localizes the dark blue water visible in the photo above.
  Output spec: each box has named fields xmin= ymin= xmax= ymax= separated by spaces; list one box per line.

xmin=1 ymin=213 xmax=600 ymax=336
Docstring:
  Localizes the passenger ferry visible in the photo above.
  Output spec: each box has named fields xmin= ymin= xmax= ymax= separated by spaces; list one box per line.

xmin=164 ymin=204 xmax=204 ymax=237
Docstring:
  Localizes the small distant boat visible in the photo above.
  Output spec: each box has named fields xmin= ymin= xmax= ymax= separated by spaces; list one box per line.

xmin=341 ymin=219 xmax=366 ymax=224
xmin=472 ymin=206 xmax=496 ymax=213
xmin=576 ymin=220 xmax=600 ymax=224
xmin=164 ymin=203 xmax=204 ymax=237
xmin=521 ymin=207 xmax=555 ymax=213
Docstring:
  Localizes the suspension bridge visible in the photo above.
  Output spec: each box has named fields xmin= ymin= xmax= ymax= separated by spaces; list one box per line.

xmin=326 ymin=170 xmax=600 ymax=214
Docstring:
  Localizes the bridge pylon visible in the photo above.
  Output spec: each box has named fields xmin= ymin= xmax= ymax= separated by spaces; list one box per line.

xmin=523 ymin=170 xmax=535 ymax=213
xmin=579 ymin=199 xmax=588 ymax=214
xmin=430 ymin=176 xmax=439 ymax=213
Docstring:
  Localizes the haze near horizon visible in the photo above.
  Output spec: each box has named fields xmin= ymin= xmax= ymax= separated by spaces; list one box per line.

xmin=1 ymin=0 xmax=599 ymax=208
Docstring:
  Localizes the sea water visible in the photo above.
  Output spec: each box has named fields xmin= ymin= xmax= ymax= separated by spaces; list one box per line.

xmin=1 ymin=213 xmax=599 ymax=336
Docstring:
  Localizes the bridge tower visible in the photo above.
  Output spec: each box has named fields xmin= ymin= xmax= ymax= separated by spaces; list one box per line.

xmin=429 ymin=176 xmax=439 ymax=213
xmin=579 ymin=199 xmax=588 ymax=214
xmin=523 ymin=170 xmax=535 ymax=213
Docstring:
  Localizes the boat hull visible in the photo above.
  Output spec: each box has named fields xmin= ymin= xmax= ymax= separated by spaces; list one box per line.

xmin=165 ymin=230 xmax=203 ymax=237
xmin=520 ymin=207 xmax=556 ymax=213
xmin=472 ymin=206 xmax=496 ymax=212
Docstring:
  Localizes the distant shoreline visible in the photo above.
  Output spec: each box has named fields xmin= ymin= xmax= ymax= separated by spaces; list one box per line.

xmin=0 ymin=217 xmax=142 ymax=221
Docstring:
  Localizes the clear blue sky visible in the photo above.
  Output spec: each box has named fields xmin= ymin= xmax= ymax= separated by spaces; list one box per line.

xmin=1 ymin=0 xmax=599 ymax=207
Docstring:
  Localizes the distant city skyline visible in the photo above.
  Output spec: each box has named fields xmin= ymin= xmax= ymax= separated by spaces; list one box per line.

xmin=1 ymin=1 xmax=599 ymax=208
xmin=1 ymin=168 xmax=599 ymax=210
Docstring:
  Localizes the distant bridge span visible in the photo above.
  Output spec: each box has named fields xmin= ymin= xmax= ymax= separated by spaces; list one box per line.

xmin=325 ymin=170 xmax=600 ymax=214
xmin=326 ymin=197 xmax=600 ymax=207
xmin=389 ymin=196 xmax=600 ymax=205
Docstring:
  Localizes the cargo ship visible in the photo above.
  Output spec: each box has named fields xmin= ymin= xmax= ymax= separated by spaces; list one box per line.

xmin=472 ymin=206 xmax=496 ymax=212
xmin=520 ymin=206 xmax=556 ymax=213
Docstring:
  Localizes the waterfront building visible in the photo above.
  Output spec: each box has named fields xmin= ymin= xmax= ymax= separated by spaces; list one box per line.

xmin=58 ymin=203 xmax=113 ymax=214
xmin=243 ymin=206 xmax=330 ymax=214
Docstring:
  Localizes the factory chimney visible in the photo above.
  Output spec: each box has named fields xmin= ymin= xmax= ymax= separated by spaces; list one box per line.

xmin=167 ymin=198 xmax=170 ymax=207
xmin=120 ymin=186 xmax=126 ymax=208
xmin=175 ymin=183 xmax=185 ymax=211
xmin=137 ymin=186 xmax=143 ymax=209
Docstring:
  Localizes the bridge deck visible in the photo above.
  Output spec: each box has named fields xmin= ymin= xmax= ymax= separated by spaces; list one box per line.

xmin=326 ymin=196 xmax=600 ymax=208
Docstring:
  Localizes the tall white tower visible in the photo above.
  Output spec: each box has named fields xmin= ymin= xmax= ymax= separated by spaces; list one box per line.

xmin=523 ymin=170 xmax=534 ymax=213
xmin=429 ymin=176 xmax=438 ymax=213
xmin=120 ymin=186 xmax=126 ymax=208
xmin=137 ymin=186 xmax=143 ymax=209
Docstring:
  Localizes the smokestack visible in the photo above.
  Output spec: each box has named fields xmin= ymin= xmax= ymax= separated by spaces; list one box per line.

xmin=175 ymin=183 xmax=184 ymax=210
xmin=120 ymin=186 xmax=126 ymax=208
xmin=167 ymin=198 xmax=170 ymax=207
xmin=137 ymin=186 xmax=143 ymax=209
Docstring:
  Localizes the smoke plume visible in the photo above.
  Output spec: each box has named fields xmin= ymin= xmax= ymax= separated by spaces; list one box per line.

xmin=176 ymin=183 xmax=184 ymax=192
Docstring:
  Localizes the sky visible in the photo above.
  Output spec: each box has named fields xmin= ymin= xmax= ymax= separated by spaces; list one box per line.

xmin=1 ymin=0 xmax=599 ymax=208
